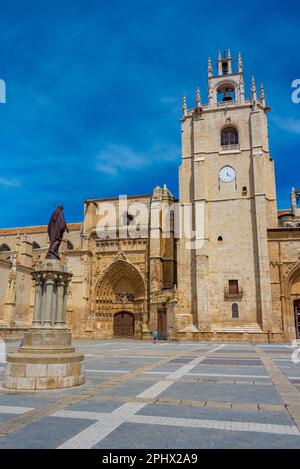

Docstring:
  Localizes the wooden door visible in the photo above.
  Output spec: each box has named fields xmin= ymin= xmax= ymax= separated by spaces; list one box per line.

xmin=114 ymin=312 xmax=134 ymax=337
xmin=157 ymin=307 xmax=167 ymax=339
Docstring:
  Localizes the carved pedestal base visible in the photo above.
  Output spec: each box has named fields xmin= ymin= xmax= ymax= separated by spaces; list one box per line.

xmin=4 ymin=328 xmax=85 ymax=390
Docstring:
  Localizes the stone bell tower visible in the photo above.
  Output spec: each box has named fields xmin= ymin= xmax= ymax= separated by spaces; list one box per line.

xmin=176 ymin=50 xmax=278 ymax=341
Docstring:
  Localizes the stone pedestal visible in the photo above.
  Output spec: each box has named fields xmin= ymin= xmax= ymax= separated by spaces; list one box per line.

xmin=4 ymin=260 xmax=85 ymax=390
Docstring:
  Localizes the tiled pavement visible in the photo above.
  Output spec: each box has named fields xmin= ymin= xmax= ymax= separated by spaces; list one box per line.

xmin=0 ymin=340 xmax=299 ymax=448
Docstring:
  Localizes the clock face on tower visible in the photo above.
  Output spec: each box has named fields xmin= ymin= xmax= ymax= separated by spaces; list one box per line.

xmin=219 ymin=165 xmax=236 ymax=183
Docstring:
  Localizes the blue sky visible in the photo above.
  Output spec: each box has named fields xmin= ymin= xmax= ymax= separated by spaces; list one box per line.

xmin=0 ymin=0 xmax=299 ymax=227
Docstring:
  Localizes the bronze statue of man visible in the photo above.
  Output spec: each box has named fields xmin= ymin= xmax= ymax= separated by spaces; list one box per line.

xmin=46 ymin=205 xmax=69 ymax=260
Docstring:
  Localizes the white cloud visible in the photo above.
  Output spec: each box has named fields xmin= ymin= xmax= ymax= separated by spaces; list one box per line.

xmin=0 ymin=177 xmax=20 ymax=188
xmin=272 ymin=116 xmax=300 ymax=135
xmin=160 ymin=96 xmax=178 ymax=105
xmin=96 ymin=143 xmax=178 ymax=176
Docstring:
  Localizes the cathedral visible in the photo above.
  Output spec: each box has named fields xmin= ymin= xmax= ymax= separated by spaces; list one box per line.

xmin=1 ymin=51 xmax=300 ymax=343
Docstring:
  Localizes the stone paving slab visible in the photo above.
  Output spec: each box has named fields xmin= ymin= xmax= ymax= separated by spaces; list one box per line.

xmin=0 ymin=414 xmax=20 ymax=423
xmin=169 ymin=358 xmax=196 ymax=363
xmin=147 ymin=364 xmax=182 ymax=373
xmin=279 ymin=367 xmax=300 ymax=378
xmin=212 ymin=352 xmax=258 ymax=356
xmin=189 ymin=364 xmax=269 ymax=377
xmin=67 ymin=399 xmax=122 ymax=413
xmin=177 ymin=375 xmax=272 ymax=385
xmin=99 ymin=381 xmax=157 ymax=397
xmin=137 ymin=403 xmax=293 ymax=425
xmin=265 ymin=351 xmax=293 ymax=356
xmin=0 ymin=394 xmax=55 ymax=408
xmin=158 ymin=382 xmax=283 ymax=404
xmin=87 ymin=354 xmax=163 ymax=360
xmin=201 ymin=358 xmax=263 ymax=366
xmin=85 ymin=363 xmax=142 ymax=370
xmin=0 ymin=416 xmax=93 ymax=449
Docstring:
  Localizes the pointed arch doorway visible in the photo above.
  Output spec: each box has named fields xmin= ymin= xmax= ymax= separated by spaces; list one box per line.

xmin=291 ymin=268 xmax=300 ymax=339
xmin=94 ymin=260 xmax=146 ymax=338
xmin=284 ymin=264 xmax=300 ymax=340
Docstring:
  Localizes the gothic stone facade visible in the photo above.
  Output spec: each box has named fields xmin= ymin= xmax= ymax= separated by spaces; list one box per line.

xmin=1 ymin=51 xmax=300 ymax=342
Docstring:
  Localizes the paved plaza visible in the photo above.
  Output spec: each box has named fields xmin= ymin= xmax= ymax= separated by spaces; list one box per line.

xmin=0 ymin=339 xmax=300 ymax=448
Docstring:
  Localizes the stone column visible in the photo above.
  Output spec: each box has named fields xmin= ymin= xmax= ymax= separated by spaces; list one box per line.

xmin=62 ymin=278 xmax=69 ymax=324
xmin=3 ymin=269 xmax=17 ymax=327
xmin=43 ymin=273 xmax=55 ymax=326
xmin=55 ymin=275 xmax=66 ymax=328
xmin=32 ymin=273 xmax=43 ymax=326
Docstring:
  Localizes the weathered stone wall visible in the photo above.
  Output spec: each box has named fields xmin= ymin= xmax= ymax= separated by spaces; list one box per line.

xmin=0 ymin=256 xmax=33 ymax=338
xmin=0 ymin=259 xmax=10 ymax=322
xmin=268 ymin=228 xmax=300 ymax=341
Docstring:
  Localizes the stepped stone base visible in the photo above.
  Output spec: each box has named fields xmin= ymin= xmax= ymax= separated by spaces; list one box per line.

xmin=176 ymin=330 xmax=285 ymax=343
xmin=4 ymin=328 xmax=85 ymax=390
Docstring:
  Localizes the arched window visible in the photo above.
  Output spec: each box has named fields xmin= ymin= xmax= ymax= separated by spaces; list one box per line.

xmin=222 ymin=61 xmax=229 ymax=76
xmin=218 ymin=236 xmax=223 ymax=242
xmin=67 ymin=240 xmax=74 ymax=250
xmin=232 ymin=303 xmax=239 ymax=319
xmin=0 ymin=243 xmax=11 ymax=252
xmin=221 ymin=127 xmax=238 ymax=148
xmin=32 ymin=241 xmax=40 ymax=250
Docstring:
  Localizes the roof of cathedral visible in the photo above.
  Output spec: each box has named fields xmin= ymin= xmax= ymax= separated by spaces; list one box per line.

xmin=0 ymin=222 xmax=82 ymax=236
xmin=85 ymin=194 xmax=151 ymax=203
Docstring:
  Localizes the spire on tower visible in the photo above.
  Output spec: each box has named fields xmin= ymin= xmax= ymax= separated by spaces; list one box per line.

xmin=227 ymin=49 xmax=231 ymax=59
xmin=251 ymin=75 xmax=257 ymax=92
xmin=208 ymin=81 xmax=213 ymax=106
xmin=218 ymin=50 xmax=222 ymax=61
xmin=208 ymin=57 xmax=213 ymax=77
xmin=182 ymin=94 xmax=187 ymax=117
xmin=260 ymin=83 xmax=265 ymax=105
xmin=238 ymin=52 xmax=243 ymax=72
xmin=251 ymin=75 xmax=257 ymax=109
xmin=196 ymin=87 xmax=202 ymax=109
xmin=239 ymin=74 xmax=245 ymax=103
